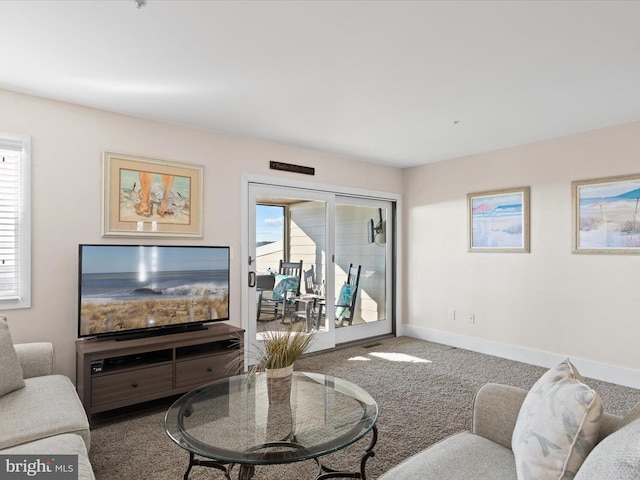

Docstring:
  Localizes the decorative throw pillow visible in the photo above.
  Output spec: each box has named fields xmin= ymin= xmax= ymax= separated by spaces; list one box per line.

xmin=335 ymin=282 xmax=355 ymax=320
xmin=271 ymin=274 xmax=299 ymax=301
xmin=0 ymin=316 xmax=25 ymax=397
xmin=574 ymin=419 xmax=640 ymax=480
xmin=512 ymin=359 xmax=603 ymax=480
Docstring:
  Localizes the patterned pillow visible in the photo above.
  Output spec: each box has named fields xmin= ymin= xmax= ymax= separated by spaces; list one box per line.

xmin=574 ymin=419 xmax=640 ymax=480
xmin=0 ymin=316 xmax=25 ymax=397
xmin=271 ymin=274 xmax=299 ymax=301
xmin=512 ymin=359 xmax=603 ymax=480
xmin=335 ymin=283 xmax=355 ymax=320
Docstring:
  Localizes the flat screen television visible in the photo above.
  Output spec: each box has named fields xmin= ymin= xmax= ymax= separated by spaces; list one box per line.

xmin=78 ymin=244 xmax=230 ymax=340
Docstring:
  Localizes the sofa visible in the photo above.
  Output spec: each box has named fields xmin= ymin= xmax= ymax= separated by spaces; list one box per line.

xmin=0 ymin=317 xmax=95 ymax=479
xmin=380 ymin=362 xmax=640 ymax=480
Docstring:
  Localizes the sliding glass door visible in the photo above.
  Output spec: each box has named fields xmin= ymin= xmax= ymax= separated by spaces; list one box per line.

xmin=245 ymin=182 xmax=395 ymax=366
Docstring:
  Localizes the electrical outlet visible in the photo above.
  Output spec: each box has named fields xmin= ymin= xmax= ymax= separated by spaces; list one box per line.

xmin=469 ymin=313 xmax=475 ymax=324
xmin=447 ymin=309 xmax=455 ymax=320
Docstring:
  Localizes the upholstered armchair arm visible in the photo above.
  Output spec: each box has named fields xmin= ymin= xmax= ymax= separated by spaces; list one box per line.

xmin=471 ymin=382 xmax=527 ymax=450
xmin=14 ymin=342 xmax=55 ymax=378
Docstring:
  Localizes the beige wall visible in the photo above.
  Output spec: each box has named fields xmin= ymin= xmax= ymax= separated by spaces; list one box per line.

xmin=0 ymin=88 xmax=403 ymax=380
xmin=403 ymin=121 xmax=640 ymax=382
xmin=4 ymin=84 xmax=639 ymax=387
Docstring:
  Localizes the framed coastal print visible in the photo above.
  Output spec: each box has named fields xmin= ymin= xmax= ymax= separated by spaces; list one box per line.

xmin=467 ymin=187 xmax=530 ymax=253
xmin=102 ymin=151 xmax=203 ymax=237
xmin=572 ymin=174 xmax=640 ymax=254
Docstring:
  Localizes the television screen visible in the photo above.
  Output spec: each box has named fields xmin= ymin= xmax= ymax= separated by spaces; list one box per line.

xmin=78 ymin=244 xmax=230 ymax=339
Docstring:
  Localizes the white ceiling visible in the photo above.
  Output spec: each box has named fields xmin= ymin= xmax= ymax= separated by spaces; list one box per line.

xmin=1 ymin=0 xmax=639 ymax=168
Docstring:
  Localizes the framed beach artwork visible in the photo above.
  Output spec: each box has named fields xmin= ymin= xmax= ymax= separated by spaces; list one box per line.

xmin=102 ymin=151 xmax=203 ymax=237
xmin=467 ymin=187 xmax=530 ymax=253
xmin=572 ymin=174 xmax=640 ymax=254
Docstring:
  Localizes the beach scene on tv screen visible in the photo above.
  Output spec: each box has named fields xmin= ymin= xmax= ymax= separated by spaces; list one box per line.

xmin=79 ymin=246 xmax=229 ymax=336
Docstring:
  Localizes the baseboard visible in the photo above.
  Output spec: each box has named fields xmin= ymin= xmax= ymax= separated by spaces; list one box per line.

xmin=402 ymin=325 xmax=640 ymax=390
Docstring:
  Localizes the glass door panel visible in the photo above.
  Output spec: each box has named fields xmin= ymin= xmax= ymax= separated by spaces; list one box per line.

xmin=334 ymin=197 xmax=393 ymax=344
xmin=248 ymin=184 xmax=334 ymax=366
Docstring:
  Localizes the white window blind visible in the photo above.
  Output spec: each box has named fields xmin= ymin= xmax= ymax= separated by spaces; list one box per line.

xmin=0 ymin=133 xmax=30 ymax=309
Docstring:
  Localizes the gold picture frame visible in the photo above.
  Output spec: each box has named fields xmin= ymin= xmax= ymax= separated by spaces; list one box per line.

xmin=467 ymin=187 xmax=530 ymax=253
xmin=572 ymin=173 xmax=640 ymax=254
xmin=102 ymin=151 xmax=203 ymax=237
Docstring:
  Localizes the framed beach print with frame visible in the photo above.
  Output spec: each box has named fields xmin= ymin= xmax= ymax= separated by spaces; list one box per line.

xmin=572 ymin=173 xmax=640 ymax=254
xmin=467 ymin=187 xmax=530 ymax=253
xmin=102 ymin=151 xmax=203 ymax=237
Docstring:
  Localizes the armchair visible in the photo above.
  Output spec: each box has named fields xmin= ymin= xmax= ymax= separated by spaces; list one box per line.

xmin=379 ymin=381 xmax=639 ymax=480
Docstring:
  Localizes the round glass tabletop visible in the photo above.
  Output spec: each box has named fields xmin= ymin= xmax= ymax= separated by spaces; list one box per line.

xmin=164 ymin=371 xmax=378 ymax=465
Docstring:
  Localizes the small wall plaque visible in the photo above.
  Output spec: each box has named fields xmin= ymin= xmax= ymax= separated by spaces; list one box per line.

xmin=270 ymin=161 xmax=315 ymax=176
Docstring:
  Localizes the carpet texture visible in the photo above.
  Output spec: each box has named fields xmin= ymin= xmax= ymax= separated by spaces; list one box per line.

xmin=89 ymin=336 xmax=640 ymax=480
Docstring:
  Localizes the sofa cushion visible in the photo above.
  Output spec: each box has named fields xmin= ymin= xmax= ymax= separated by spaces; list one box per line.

xmin=0 ymin=316 xmax=25 ymax=397
xmin=378 ymin=432 xmax=517 ymax=480
xmin=574 ymin=419 xmax=640 ymax=480
xmin=0 ymin=374 xmax=90 ymax=450
xmin=2 ymin=433 xmax=95 ymax=480
xmin=512 ymin=359 xmax=603 ymax=480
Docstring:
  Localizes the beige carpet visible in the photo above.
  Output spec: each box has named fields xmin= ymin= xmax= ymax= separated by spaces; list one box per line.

xmin=89 ymin=336 xmax=640 ymax=480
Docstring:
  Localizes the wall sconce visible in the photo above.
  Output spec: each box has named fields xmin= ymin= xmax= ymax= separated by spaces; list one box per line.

xmin=368 ymin=208 xmax=386 ymax=246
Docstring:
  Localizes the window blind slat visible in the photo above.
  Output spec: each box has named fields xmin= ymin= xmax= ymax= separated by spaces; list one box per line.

xmin=0 ymin=146 xmax=21 ymax=300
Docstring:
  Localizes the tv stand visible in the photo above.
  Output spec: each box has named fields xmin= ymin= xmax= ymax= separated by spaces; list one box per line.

xmin=75 ymin=324 xmax=244 ymax=421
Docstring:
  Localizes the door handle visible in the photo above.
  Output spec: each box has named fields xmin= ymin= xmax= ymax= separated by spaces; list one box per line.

xmin=248 ymin=271 xmax=256 ymax=288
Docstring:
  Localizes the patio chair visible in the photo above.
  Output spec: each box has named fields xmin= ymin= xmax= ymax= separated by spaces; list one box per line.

xmin=302 ymin=265 xmax=315 ymax=295
xmin=256 ymin=273 xmax=276 ymax=322
xmin=261 ymin=260 xmax=303 ymax=323
xmin=291 ymin=266 xmax=320 ymax=330
xmin=294 ymin=263 xmax=362 ymax=330
xmin=335 ymin=264 xmax=361 ymax=327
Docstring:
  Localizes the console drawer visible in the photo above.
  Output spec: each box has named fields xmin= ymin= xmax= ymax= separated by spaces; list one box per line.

xmin=175 ymin=354 xmax=233 ymax=388
xmin=92 ymin=364 xmax=173 ymax=407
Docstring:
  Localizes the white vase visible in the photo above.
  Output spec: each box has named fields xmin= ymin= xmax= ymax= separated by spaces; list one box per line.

xmin=265 ymin=364 xmax=294 ymax=404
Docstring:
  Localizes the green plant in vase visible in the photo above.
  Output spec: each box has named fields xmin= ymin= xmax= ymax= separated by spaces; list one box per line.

xmin=251 ymin=325 xmax=314 ymax=404
xmin=258 ymin=326 xmax=314 ymax=371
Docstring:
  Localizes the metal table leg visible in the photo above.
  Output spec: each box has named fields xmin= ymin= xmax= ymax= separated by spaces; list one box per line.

xmin=314 ymin=425 xmax=378 ymax=480
xmin=184 ymin=452 xmax=234 ymax=480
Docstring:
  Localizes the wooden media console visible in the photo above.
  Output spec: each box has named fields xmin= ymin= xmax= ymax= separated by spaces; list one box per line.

xmin=75 ymin=324 xmax=244 ymax=420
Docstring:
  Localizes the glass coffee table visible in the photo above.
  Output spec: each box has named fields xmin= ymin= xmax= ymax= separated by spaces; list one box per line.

xmin=164 ymin=372 xmax=378 ymax=480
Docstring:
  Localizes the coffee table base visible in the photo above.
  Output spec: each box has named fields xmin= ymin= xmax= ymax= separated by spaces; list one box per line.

xmin=314 ymin=425 xmax=378 ymax=480
xmin=182 ymin=426 xmax=378 ymax=480
xmin=183 ymin=453 xmax=255 ymax=480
